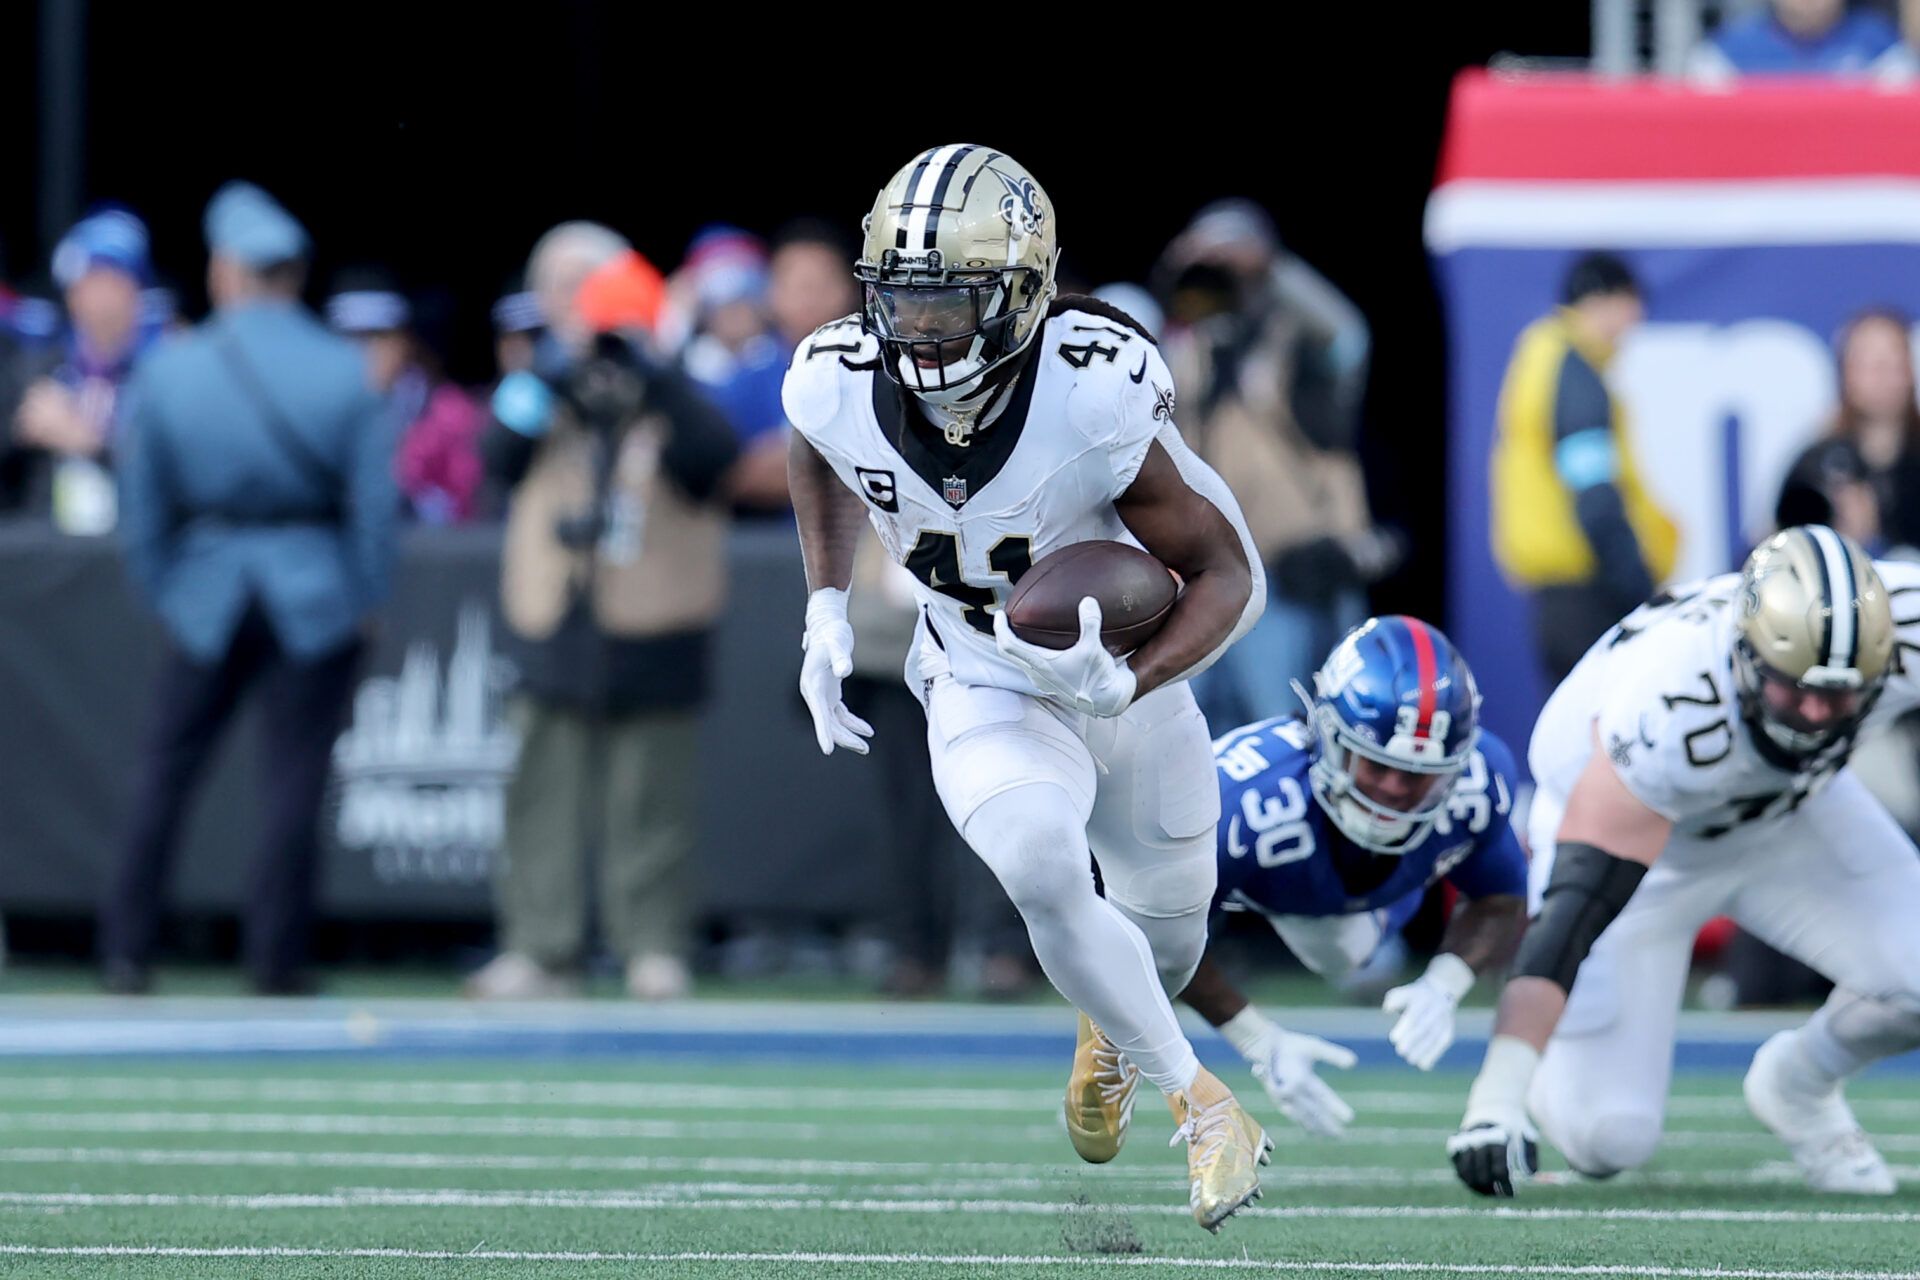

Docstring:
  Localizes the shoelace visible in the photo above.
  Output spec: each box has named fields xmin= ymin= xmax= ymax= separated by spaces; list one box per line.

xmin=1169 ymin=1096 xmax=1234 ymax=1169
xmin=1090 ymin=1043 xmax=1136 ymax=1105
xmin=1087 ymin=1042 xmax=1139 ymax=1140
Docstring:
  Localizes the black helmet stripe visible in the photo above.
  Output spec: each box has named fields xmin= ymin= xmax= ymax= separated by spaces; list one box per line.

xmin=923 ymin=145 xmax=977 ymax=250
xmin=895 ymin=147 xmax=941 ymax=250
xmin=902 ymin=144 xmax=965 ymax=254
xmin=1807 ymin=524 xmax=1857 ymax=668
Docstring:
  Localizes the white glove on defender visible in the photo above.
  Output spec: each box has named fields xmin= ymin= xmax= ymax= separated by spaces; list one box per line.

xmin=1221 ymin=1006 xmax=1356 ymax=1138
xmin=991 ymin=597 xmax=1137 ymax=718
xmin=799 ymin=588 xmax=873 ymax=756
xmin=1382 ymin=952 xmax=1476 ymax=1071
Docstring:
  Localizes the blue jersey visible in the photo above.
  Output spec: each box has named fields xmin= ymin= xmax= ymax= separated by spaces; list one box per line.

xmin=1211 ymin=717 xmax=1528 ymax=921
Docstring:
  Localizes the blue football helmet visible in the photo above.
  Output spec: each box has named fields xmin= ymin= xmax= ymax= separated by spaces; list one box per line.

xmin=1293 ymin=615 xmax=1482 ymax=854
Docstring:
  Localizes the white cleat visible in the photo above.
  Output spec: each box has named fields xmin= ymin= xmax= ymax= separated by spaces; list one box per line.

xmin=1744 ymin=1030 xmax=1896 ymax=1195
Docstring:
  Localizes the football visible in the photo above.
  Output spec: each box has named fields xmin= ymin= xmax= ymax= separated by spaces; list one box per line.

xmin=1004 ymin=540 xmax=1179 ymax=655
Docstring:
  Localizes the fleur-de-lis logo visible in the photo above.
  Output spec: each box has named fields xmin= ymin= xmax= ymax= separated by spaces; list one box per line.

xmin=990 ymin=169 xmax=1045 ymax=237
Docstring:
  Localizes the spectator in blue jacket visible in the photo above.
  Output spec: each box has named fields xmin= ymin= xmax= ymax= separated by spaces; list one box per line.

xmin=101 ymin=181 xmax=398 ymax=996
xmin=0 ymin=207 xmax=164 ymax=532
xmin=1690 ymin=0 xmax=1918 ymax=81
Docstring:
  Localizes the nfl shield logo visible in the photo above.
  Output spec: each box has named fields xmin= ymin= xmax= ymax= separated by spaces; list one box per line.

xmin=942 ymin=475 xmax=968 ymax=507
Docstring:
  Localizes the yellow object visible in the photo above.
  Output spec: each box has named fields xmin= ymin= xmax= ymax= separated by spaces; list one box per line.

xmin=1490 ymin=310 xmax=1678 ymax=589
xmin=1064 ymin=1012 xmax=1140 ymax=1164
xmin=1167 ymin=1065 xmax=1272 ymax=1232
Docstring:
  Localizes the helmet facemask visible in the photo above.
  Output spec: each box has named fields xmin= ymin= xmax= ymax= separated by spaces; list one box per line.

xmin=1295 ymin=678 xmax=1472 ymax=855
xmin=1733 ymin=635 xmax=1883 ymax=760
xmin=856 ymin=253 xmax=1052 ymax=410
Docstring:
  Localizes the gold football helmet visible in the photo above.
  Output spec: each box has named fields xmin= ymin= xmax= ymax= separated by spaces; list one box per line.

xmin=855 ymin=145 xmax=1059 ymax=408
xmin=1734 ymin=525 xmax=1894 ymax=757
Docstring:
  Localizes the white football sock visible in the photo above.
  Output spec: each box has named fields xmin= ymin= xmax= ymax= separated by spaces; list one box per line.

xmin=1798 ymin=988 xmax=1920 ymax=1085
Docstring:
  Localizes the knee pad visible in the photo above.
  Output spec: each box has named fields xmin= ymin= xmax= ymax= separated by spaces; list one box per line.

xmin=1562 ymin=1112 xmax=1662 ymax=1178
xmin=1104 ymin=854 xmax=1217 ymax=923
xmin=991 ymin=835 xmax=1089 ymax=922
xmin=1114 ymin=901 xmax=1207 ymax=994
xmin=963 ymin=785 xmax=1094 ymax=921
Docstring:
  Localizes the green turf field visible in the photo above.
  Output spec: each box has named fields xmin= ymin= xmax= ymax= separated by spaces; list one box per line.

xmin=0 ymin=1053 xmax=1915 ymax=1278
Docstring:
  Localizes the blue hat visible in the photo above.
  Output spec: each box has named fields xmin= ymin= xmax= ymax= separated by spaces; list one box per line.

xmin=697 ymin=260 xmax=770 ymax=312
xmin=491 ymin=290 xmax=543 ymax=335
xmin=203 ymin=181 xmax=310 ymax=267
xmin=325 ymin=265 xmax=410 ymax=334
xmin=52 ymin=207 xmax=152 ymax=288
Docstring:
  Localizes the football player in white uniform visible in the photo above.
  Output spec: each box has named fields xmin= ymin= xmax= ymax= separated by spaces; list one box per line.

xmin=1449 ymin=525 xmax=1920 ymax=1197
xmin=783 ymin=146 xmax=1270 ymax=1230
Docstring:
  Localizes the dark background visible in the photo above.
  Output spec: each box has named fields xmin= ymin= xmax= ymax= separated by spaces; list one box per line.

xmin=0 ymin=7 xmax=1589 ymax=626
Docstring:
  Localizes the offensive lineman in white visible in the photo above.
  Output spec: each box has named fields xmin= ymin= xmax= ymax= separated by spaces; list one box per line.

xmin=1450 ymin=526 xmax=1920 ymax=1196
xmin=784 ymin=146 xmax=1271 ymax=1229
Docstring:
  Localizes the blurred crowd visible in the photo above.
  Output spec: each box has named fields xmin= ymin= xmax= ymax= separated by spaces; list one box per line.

xmin=0 ymin=178 xmax=1390 ymax=1002
xmin=1686 ymin=0 xmax=1920 ymax=82
xmin=6 ymin=0 xmax=1919 ymax=1002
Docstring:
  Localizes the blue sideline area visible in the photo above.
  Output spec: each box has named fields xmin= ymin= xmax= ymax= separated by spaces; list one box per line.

xmin=0 ymin=997 xmax=1912 ymax=1075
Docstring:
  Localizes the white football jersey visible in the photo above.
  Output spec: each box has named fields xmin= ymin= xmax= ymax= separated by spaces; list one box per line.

xmin=783 ymin=301 xmax=1259 ymax=700
xmin=1529 ymin=559 xmax=1920 ymax=839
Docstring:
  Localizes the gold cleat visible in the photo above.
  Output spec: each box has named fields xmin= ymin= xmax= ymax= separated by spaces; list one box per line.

xmin=1167 ymin=1065 xmax=1273 ymax=1232
xmin=1064 ymin=1012 xmax=1141 ymax=1163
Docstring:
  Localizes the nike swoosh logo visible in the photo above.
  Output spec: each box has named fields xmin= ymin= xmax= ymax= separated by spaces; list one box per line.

xmin=1130 ymin=354 xmax=1147 ymax=383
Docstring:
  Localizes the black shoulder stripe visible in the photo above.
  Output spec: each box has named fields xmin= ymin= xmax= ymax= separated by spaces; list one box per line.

xmin=1047 ymin=293 xmax=1159 ymax=345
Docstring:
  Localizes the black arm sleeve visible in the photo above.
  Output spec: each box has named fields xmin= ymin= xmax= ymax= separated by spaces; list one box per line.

xmin=1555 ymin=354 xmax=1652 ymax=604
xmin=1512 ymin=841 xmax=1649 ymax=994
xmin=646 ymin=362 xmax=741 ymax=505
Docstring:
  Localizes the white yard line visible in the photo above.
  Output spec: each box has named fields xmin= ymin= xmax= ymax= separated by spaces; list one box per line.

xmin=4 ymin=1077 xmax=1884 ymax=1121
xmin=3 ymin=1110 xmax=1886 ymax=1151
xmin=0 ymin=1111 xmax=1056 ymax=1143
xmin=0 ymin=1077 xmax=1055 ymax=1112
xmin=0 ymin=1146 xmax=1117 ymax=1177
xmin=4 ymin=1188 xmax=1919 ymax=1225
xmin=0 ymin=1146 xmax=1882 ymax=1189
xmin=0 ymin=1245 xmax=1911 ymax=1277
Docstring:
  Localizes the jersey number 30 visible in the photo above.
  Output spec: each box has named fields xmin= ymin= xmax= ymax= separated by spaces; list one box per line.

xmin=1231 ymin=776 xmax=1314 ymax=868
xmin=905 ymin=532 xmax=1034 ymax=635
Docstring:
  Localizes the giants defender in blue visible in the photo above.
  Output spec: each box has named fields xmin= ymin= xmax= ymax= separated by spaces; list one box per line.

xmin=1177 ymin=616 xmax=1529 ymax=1137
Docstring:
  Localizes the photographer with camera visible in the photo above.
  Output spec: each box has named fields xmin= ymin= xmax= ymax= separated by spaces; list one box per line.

xmin=1154 ymin=199 xmax=1400 ymax=734
xmin=466 ymin=223 xmax=738 ymax=1002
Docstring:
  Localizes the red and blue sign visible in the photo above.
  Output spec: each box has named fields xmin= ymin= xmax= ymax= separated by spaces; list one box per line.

xmin=1428 ymin=71 xmax=1920 ymax=760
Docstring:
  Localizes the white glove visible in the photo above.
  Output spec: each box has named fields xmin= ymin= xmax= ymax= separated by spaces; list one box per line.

xmin=798 ymin=588 xmax=873 ymax=756
xmin=1220 ymin=1005 xmax=1355 ymax=1137
xmin=990 ymin=597 xmax=1137 ymax=718
xmin=1382 ymin=952 xmax=1475 ymax=1071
